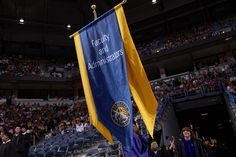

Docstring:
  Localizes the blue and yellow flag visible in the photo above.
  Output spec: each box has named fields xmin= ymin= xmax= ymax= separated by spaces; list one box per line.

xmin=73 ymin=4 xmax=158 ymax=150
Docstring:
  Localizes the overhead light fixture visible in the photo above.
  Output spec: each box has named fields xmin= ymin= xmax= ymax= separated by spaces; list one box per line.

xmin=67 ymin=24 xmax=71 ymax=30
xmin=217 ymin=123 xmax=223 ymax=126
xmin=152 ymin=0 xmax=157 ymax=4
xmin=201 ymin=113 xmax=208 ymax=116
xmin=19 ymin=18 xmax=24 ymax=24
xmin=225 ymin=37 xmax=232 ymax=41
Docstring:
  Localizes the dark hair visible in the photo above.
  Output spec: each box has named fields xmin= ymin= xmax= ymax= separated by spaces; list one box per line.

xmin=133 ymin=120 xmax=141 ymax=134
xmin=21 ymin=125 xmax=28 ymax=130
xmin=180 ymin=127 xmax=195 ymax=139
xmin=2 ymin=131 xmax=13 ymax=139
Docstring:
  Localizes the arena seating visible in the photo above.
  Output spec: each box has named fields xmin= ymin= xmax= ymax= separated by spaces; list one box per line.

xmin=1 ymin=15 xmax=236 ymax=157
xmin=137 ymin=17 xmax=236 ymax=57
xmin=0 ymin=17 xmax=235 ymax=80
xmin=0 ymin=54 xmax=77 ymax=79
xmin=29 ymin=127 xmax=104 ymax=157
xmin=1 ymin=61 xmax=235 ymax=156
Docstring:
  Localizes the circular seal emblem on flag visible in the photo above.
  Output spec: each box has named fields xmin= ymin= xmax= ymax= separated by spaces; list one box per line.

xmin=111 ymin=101 xmax=130 ymax=127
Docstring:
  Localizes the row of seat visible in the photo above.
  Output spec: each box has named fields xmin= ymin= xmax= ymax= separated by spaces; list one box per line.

xmin=86 ymin=140 xmax=123 ymax=157
xmin=29 ymin=128 xmax=104 ymax=157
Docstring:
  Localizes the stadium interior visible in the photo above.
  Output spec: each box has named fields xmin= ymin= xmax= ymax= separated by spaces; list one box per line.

xmin=0 ymin=0 xmax=236 ymax=156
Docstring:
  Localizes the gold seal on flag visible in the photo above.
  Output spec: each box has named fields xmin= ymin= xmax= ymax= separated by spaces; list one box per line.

xmin=111 ymin=101 xmax=130 ymax=127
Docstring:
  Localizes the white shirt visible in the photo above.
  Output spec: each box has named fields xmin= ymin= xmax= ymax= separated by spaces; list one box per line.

xmin=76 ymin=123 xmax=84 ymax=132
xmin=3 ymin=139 xmax=11 ymax=144
xmin=22 ymin=132 xmax=27 ymax=135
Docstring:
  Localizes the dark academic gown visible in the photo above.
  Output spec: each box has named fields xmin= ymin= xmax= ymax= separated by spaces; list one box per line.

xmin=22 ymin=133 xmax=31 ymax=157
xmin=176 ymin=139 xmax=208 ymax=157
xmin=12 ymin=134 xmax=24 ymax=157
xmin=150 ymin=149 xmax=176 ymax=157
xmin=124 ymin=133 xmax=149 ymax=157
xmin=149 ymin=150 xmax=161 ymax=157
xmin=0 ymin=140 xmax=17 ymax=157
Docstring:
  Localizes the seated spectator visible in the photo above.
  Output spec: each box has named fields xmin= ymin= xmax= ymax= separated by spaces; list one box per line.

xmin=58 ymin=122 xmax=67 ymax=135
xmin=75 ymin=118 xmax=85 ymax=132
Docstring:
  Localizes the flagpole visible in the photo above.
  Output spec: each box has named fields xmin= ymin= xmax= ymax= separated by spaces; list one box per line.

xmin=69 ymin=4 xmax=97 ymax=39
xmin=121 ymin=0 xmax=127 ymax=5
xmin=69 ymin=0 xmax=127 ymax=39
xmin=91 ymin=4 xmax=97 ymax=20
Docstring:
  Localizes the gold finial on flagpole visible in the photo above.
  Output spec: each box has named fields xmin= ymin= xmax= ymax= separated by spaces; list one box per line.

xmin=121 ymin=0 xmax=127 ymax=5
xmin=69 ymin=1 xmax=127 ymax=39
xmin=91 ymin=4 xmax=97 ymax=20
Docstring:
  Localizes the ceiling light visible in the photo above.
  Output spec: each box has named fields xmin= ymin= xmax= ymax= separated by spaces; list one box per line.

xmin=225 ymin=37 xmax=232 ymax=41
xmin=152 ymin=0 xmax=157 ymax=4
xmin=19 ymin=18 xmax=24 ymax=24
xmin=67 ymin=24 xmax=71 ymax=30
xmin=201 ymin=113 xmax=208 ymax=116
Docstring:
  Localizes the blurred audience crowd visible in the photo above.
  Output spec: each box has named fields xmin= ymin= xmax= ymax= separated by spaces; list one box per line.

xmin=137 ymin=16 xmax=236 ymax=57
xmin=151 ymin=60 xmax=236 ymax=101
xmin=0 ymin=59 xmax=236 ymax=156
xmin=0 ymin=100 xmax=89 ymax=145
xmin=0 ymin=54 xmax=78 ymax=78
xmin=0 ymin=16 xmax=236 ymax=157
xmin=0 ymin=17 xmax=236 ymax=80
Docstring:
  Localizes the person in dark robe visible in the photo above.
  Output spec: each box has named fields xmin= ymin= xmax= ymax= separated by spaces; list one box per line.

xmin=176 ymin=127 xmax=208 ymax=157
xmin=21 ymin=125 xmax=31 ymax=157
xmin=149 ymin=138 xmax=177 ymax=157
xmin=149 ymin=140 xmax=161 ymax=157
xmin=208 ymin=139 xmax=233 ymax=157
xmin=124 ymin=121 xmax=149 ymax=157
xmin=0 ymin=131 xmax=17 ymax=157
xmin=12 ymin=126 xmax=24 ymax=157
xmin=0 ymin=132 xmax=2 ymax=146
xmin=158 ymin=145 xmax=177 ymax=157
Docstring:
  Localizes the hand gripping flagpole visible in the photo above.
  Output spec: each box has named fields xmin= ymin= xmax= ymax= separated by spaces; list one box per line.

xmin=69 ymin=0 xmax=127 ymax=38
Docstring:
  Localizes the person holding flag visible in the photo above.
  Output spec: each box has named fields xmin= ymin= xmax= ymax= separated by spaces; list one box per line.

xmin=124 ymin=120 xmax=149 ymax=157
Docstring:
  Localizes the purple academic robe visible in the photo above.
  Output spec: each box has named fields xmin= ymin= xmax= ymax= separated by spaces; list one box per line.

xmin=124 ymin=133 xmax=149 ymax=157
